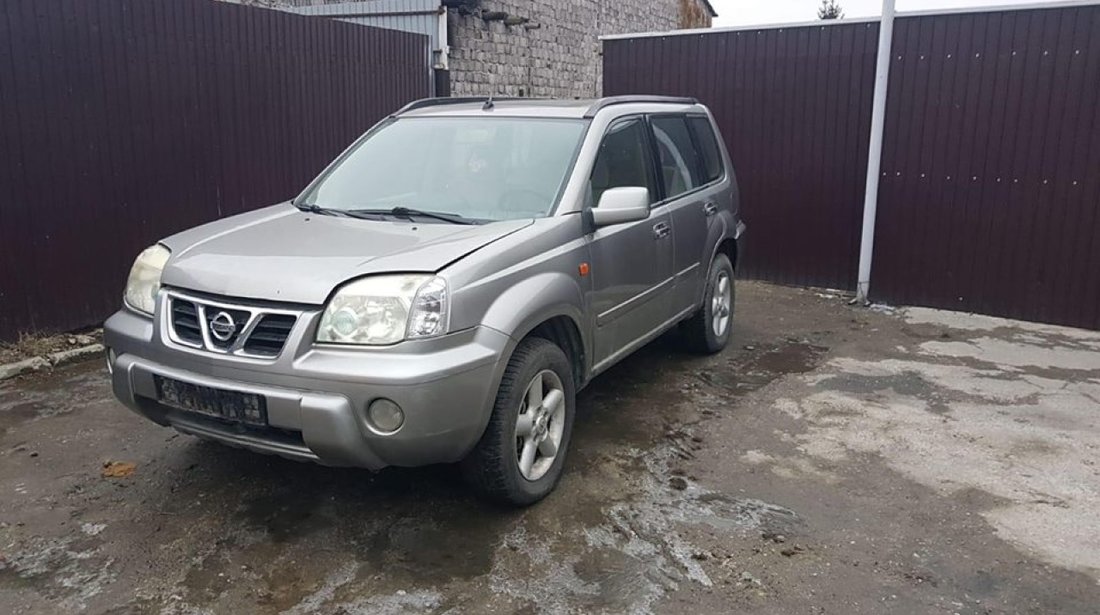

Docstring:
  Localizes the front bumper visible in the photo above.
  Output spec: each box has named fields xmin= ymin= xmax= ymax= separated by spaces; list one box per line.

xmin=104 ymin=305 xmax=512 ymax=470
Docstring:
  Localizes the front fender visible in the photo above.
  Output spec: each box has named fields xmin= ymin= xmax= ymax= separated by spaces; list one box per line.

xmin=481 ymin=271 xmax=587 ymax=345
xmin=480 ymin=270 xmax=590 ymax=391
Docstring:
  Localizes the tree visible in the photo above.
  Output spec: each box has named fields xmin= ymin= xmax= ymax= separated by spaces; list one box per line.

xmin=817 ymin=0 xmax=845 ymax=20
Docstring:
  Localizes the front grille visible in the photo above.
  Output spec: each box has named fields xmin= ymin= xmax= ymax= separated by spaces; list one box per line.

xmin=166 ymin=293 xmax=299 ymax=359
xmin=171 ymin=300 xmax=203 ymax=344
xmin=243 ymin=314 xmax=297 ymax=357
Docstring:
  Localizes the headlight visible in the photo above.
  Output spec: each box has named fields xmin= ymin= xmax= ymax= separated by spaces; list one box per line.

xmin=123 ymin=244 xmax=170 ymax=315
xmin=317 ymin=274 xmax=449 ymax=345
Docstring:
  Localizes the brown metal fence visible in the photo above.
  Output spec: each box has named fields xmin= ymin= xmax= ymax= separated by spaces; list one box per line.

xmin=0 ymin=0 xmax=429 ymax=341
xmin=605 ymin=23 xmax=880 ymax=290
xmin=604 ymin=3 xmax=1100 ymax=329
xmin=874 ymin=6 xmax=1100 ymax=328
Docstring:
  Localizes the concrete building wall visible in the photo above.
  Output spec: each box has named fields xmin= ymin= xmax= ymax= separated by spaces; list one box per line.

xmin=447 ymin=1 xmax=711 ymax=98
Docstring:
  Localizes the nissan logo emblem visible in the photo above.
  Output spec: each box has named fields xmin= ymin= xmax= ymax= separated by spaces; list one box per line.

xmin=209 ymin=311 xmax=237 ymax=342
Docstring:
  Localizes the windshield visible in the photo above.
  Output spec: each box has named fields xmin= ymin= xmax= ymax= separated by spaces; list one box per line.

xmin=299 ymin=117 xmax=588 ymax=222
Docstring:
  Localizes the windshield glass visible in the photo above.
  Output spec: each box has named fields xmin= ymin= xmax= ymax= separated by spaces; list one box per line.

xmin=299 ymin=117 xmax=588 ymax=221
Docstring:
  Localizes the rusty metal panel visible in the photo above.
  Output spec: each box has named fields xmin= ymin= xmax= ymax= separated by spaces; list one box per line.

xmin=603 ymin=23 xmax=880 ymax=290
xmin=0 ymin=0 xmax=430 ymax=341
xmin=872 ymin=5 xmax=1100 ymax=328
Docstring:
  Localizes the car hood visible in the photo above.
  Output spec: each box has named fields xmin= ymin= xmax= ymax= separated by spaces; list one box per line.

xmin=159 ymin=203 xmax=532 ymax=304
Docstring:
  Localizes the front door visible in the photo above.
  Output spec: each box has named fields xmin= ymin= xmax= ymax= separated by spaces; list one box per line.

xmin=585 ymin=117 xmax=675 ymax=370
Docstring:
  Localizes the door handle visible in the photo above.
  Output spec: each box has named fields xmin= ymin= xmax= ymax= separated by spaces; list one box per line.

xmin=703 ymin=202 xmax=719 ymax=217
xmin=652 ymin=222 xmax=670 ymax=239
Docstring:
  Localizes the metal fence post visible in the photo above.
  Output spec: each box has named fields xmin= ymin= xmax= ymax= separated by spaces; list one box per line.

xmin=855 ymin=0 xmax=896 ymax=304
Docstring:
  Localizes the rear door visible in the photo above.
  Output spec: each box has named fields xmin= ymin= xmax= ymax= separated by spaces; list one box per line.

xmin=585 ymin=116 xmax=675 ymax=370
xmin=649 ymin=114 xmax=720 ymax=315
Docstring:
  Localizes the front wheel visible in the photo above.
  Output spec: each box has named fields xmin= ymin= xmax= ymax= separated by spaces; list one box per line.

xmin=680 ymin=252 xmax=735 ymax=354
xmin=461 ymin=337 xmax=576 ymax=506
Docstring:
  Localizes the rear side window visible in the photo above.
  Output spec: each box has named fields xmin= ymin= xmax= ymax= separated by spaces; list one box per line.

xmin=651 ymin=116 xmax=702 ymax=199
xmin=688 ymin=116 xmax=723 ymax=182
xmin=589 ymin=118 xmax=657 ymax=207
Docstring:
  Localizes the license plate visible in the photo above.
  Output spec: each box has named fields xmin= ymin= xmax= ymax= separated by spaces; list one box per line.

xmin=154 ymin=376 xmax=268 ymax=426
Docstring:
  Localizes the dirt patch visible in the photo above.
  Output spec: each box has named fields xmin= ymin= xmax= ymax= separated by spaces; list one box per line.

xmin=0 ymin=329 xmax=102 ymax=366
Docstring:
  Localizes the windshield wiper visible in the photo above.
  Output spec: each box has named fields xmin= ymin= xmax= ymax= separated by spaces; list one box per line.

xmin=296 ymin=203 xmax=384 ymax=221
xmin=350 ymin=207 xmax=482 ymax=225
xmin=297 ymin=203 xmax=347 ymax=217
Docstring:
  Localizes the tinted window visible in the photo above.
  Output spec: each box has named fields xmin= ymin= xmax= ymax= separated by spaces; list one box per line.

xmin=688 ymin=116 xmax=723 ymax=182
xmin=301 ymin=117 xmax=587 ymax=221
xmin=651 ymin=116 xmax=702 ymax=199
xmin=589 ymin=118 xmax=657 ymax=207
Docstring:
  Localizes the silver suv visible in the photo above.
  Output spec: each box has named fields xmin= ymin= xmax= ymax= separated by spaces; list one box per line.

xmin=105 ymin=96 xmax=744 ymax=505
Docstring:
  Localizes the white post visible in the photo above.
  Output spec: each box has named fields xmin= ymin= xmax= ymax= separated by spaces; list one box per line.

xmin=855 ymin=0 xmax=896 ymax=304
xmin=437 ymin=5 xmax=450 ymax=71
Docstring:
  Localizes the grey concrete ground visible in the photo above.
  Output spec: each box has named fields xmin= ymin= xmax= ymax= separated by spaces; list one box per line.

xmin=2 ymin=282 xmax=1099 ymax=614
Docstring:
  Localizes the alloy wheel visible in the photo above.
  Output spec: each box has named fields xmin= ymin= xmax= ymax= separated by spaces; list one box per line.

xmin=514 ymin=369 xmax=566 ymax=481
xmin=711 ymin=270 xmax=732 ymax=338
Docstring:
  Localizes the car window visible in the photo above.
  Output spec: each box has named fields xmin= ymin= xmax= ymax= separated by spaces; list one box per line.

xmin=589 ymin=118 xmax=657 ymax=207
xmin=300 ymin=117 xmax=587 ymax=221
xmin=651 ymin=116 xmax=703 ymax=200
xmin=688 ymin=116 xmax=723 ymax=182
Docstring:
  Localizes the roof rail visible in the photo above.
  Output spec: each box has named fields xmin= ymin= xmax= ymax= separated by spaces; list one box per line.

xmin=392 ymin=96 xmax=539 ymax=116
xmin=583 ymin=95 xmax=699 ymax=118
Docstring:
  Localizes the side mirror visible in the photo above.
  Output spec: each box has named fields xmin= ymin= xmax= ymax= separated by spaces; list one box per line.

xmin=591 ymin=187 xmax=650 ymax=227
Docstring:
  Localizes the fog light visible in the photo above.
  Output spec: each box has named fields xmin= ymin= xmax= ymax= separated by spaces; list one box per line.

xmin=368 ymin=398 xmax=404 ymax=433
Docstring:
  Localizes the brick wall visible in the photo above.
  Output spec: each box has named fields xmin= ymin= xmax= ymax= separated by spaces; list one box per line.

xmin=447 ymin=0 xmax=711 ymax=98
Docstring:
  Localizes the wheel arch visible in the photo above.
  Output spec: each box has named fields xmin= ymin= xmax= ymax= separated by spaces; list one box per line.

xmin=713 ymin=235 xmax=739 ymax=273
xmin=521 ymin=315 xmax=586 ymax=389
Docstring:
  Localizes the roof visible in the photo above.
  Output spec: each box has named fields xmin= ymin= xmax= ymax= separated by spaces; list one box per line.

xmin=394 ymin=95 xmax=701 ymax=119
xmin=699 ymin=0 xmax=718 ymax=17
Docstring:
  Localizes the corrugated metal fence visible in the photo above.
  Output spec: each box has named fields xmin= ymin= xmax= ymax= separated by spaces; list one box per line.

xmin=606 ymin=21 xmax=880 ymax=290
xmin=604 ymin=3 xmax=1100 ymax=329
xmin=0 ymin=0 xmax=430 ymax=341
xmin=874 ymin=5 xmax=1100 ymax=327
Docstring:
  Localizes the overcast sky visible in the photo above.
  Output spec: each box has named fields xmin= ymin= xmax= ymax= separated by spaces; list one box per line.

xmin=709 ymin=0 xmax=1064 ymax=26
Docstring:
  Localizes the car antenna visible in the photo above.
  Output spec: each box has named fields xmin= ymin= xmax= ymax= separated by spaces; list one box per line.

xmin=483 ymin=95 xmax=494 ymax=111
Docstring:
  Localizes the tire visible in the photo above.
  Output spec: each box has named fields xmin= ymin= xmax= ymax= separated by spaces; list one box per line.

xmin=680 ymin=252 xmax=735 ymax=354
xmin=461 ymin=337 xmax=576 ymax=506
